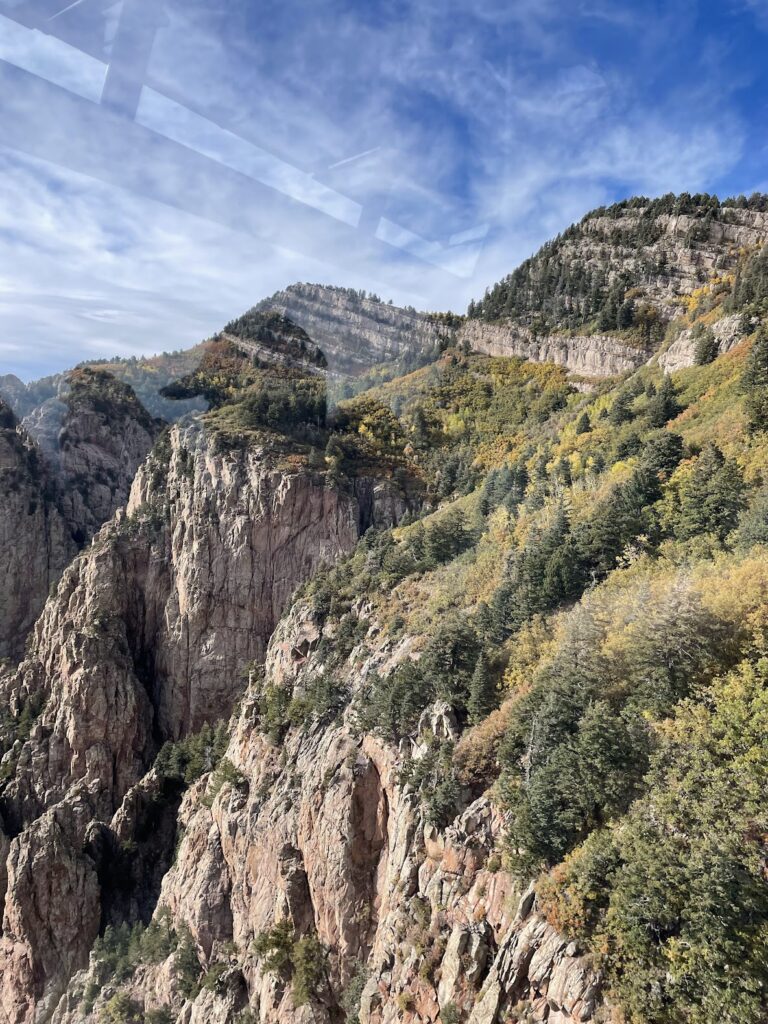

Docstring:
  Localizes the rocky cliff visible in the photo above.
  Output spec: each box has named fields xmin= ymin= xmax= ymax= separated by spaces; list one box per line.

xmin=0 ymin=400 xmax=73 ymax=663
xmin=0 ymin=370 xmax=161 ymax=664
xmin=469 ymin=197 xmax=768 ymax=376
xmin=256 ymin=284 xmax=451 ymax=376
xmin=45 ymin=598 xmax=600 ymax=1024
xmin=36 ymin=369 xmax=163 ymax=546
xmin=456 ymin=321 xmax=649 ymax=377
xmin=0 ymin=420 xmax=412 ymax=1023
xmin=4 ymin=191 xmax=768 ymax=1024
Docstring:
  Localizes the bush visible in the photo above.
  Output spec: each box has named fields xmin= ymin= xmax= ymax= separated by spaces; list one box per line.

xmin=100 ymin=993 xmax=142 ymax=1024
xmin=254 ymin=923 xmax=327 ymax=1008
xmin=292 ymin=933 xmax=328 ymax=1006
xmin=145 ymin=1009 xmax=174 ymax=1024
xmin=174 ymin=924 xmax=201 ymax=999
xmin=339 ymin=962 xmax=369 ymax=1024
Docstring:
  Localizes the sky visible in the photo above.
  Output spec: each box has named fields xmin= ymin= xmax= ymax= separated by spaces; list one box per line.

xmin=1 ymin=0 xmax=768 ymax=379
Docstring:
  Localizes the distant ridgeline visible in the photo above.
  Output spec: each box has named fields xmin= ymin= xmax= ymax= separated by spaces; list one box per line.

xmin=469 ymin=192 xmax=768 ymax=342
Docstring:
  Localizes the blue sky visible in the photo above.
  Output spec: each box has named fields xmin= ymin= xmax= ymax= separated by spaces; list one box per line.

xmin=1 ymin=0 xmax=767 ymax=379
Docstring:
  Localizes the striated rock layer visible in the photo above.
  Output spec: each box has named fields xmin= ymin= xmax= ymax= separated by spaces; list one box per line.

xmin=457 ymin=320 xmax=650 ymax=377
xmin=257 ymin=283 xmax=451 ymax=375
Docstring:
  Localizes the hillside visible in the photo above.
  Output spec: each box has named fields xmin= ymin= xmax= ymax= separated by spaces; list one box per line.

xmin=1 ymin=194 xmax=768 ymax=1024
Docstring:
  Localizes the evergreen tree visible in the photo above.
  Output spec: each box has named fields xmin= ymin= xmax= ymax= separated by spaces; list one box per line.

xmin=617 ymin=298 xmax=635 ymax=330
xmin=646 ymin=375 xmax=681 ymax=427
xmin=468 ymin=650 xmax=497 ymax=724
xmin=175 ymin=925 xmax=201 ymax=999
xmin=422 ymin=614 xmax=481 ymax=708
xmin=675 ymin=443 xmax=745 ymax=541
xmin=641 ymin=431 xmax=685 ymax=478
xmin=693 ymin=327 xmax=718 ymax=365
xmin=575 ymin=411 xmax=591 ymax=435
xmin=608 ymin=391 xmax=634 ymax=426
xmin=423 ymin=507 xmax=471 ymax=566
xmin=742 ymin=326 xmax=768 ymax=432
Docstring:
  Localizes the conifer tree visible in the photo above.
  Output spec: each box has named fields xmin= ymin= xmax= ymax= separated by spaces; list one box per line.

xmin=675 ymin=443 xmax=745 ymax=541
xmin=575 ymin=411 xmax=591 ymax=435
xmin=742 ymin=326 xmax=768 ymax=432
xmin=646 ymin=375 xmax=681 ymax=427
xmin=468 ymin=650 xmax=497 ymax=724
xmin=693 ymin=328 xmax=718 ymax=365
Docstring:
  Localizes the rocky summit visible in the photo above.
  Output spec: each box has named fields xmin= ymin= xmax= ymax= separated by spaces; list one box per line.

xmin=3 ymin=192 xmax=768 ymax=1024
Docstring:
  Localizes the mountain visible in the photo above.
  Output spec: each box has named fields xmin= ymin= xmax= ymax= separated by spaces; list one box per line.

xmin=2 ymin=193 xmax=768 ymax=1024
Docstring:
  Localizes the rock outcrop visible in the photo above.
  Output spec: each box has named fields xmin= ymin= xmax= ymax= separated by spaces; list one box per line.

xmin=0 ymin=400 xmax=74 ymax=663
xmin=0 ymin=422 xmax=412 ymax=1022
xmin=0 ymin=370 xmax=161 ymax=664
xmin=44 ymin=600 xmax=601 ymax=1024
xmin=257 ymin=283 xmax=451 ymax=375
xmin=24 ymin=368 xmax=163 ymax=546
xmin=657 ymin=313 xmax=745 ymax=372
xmin=457 ymin=320 xmax=650 ymax=377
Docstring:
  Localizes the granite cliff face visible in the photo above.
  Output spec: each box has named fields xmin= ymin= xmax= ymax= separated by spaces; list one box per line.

xmin=0 ymin=370 xmax=161 ymax=664
xmin=0 ymin=400 xmax=73 ymax=663
xmin=0 ymin=420 xmax=411 ymax=1023
xmin=47 ymin=601 xmax=600 ymax=1024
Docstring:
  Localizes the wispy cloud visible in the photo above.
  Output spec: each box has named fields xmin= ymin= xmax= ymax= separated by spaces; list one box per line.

xmin=0 ymin=0 xmax=763 ymax=378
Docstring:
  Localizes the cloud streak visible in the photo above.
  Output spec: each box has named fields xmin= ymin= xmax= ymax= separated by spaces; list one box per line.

xmin=0 ymin=0 xmax=764 ymax=379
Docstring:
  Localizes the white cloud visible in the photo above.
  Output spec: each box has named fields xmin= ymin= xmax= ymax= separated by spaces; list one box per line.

xmin=0 ymin=0 xmax=756 ymax=380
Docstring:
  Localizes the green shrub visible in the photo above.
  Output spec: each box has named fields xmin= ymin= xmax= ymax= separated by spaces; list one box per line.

xmin=145 ymin=1009 xmax=174 ymax=1024
xmin=292 ymin=933 xmax=328 ymax=1006
xmin=339 ymin=962 xmax=369 ymax=1024
xmin=100 ymin=993 xmax=142 ymax=1024
xmin=254 ymin=923 xmax=327 ymax=1007
xmin=174 ymin=924 xmax=201 ymax=999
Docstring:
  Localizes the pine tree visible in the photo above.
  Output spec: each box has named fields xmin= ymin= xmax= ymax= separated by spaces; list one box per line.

xmin=646 ymin=375 xmax=681 ymax=427
xmin=693 ymin=328 xmax=718 ymax=365
xmin=468 ymin=651 xmax=497 ymax=724
xmin=675 ymin=443 xmax=745 ymax=541
xmin=617 ymin=299 xmax=635 ymax=330
xmin=575 ymin=411 xmax=591 ymax=435
xmin=742 ymin=326 xmax=768 ymax=432
xmin=609 ymin=391 xmax=634 ymax=426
